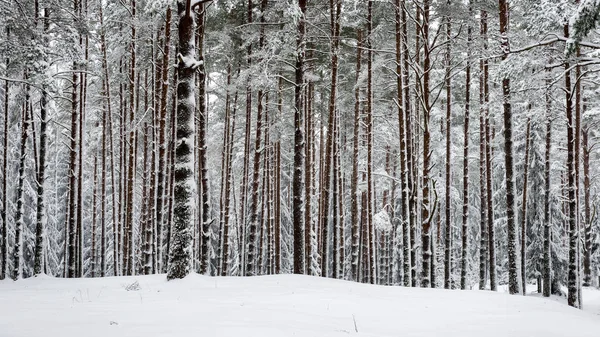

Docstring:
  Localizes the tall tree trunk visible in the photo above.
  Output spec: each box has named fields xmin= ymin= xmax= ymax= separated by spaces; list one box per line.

xmin=196 ymin=4 xmax=210 ymax=275
xmin=420 ymin=0 xmax=433 ymax=288
xmin=1 ymin=69 xmax=7 ymax=280
xmin=583 ymin=129 xmax=592 ymax=286
xmin=478 ymin=9 xmax=488 ymax=290
xmin=239 ymin=0 xmax=254 ymax=275
xmin=12 ymin=83 xmax=31 ymax=280
xmin=484 ymin=9 xmax=496 ymax=292
xmin=350 ymin=29 xmax=362 ymax=282
xmin=542 ymin=68 xmax=552 ymax=298
xmin=574 ymin=49 xmax=582 ymax=308
xmin=394 ymin=0 xmax=408 ymax=288
xmin=220 ymin=66 xmax=237 ymax=276
xmin=156 ymin=6 xmax=172 ymax=273
xmin=331 ymin=113 xmax=339 ymax=279
xmin=498 ymin=0 xmax=519 ymax=296
xmin=77 ymin=3 xmax=89 ymax=276
xmin=563 ymin=24 xmax=579 ymax=307
xmin=460 ymin=7 xmax=472 ymax=290
xmin=409 ymin=3 xmax=418 ymax=288
xmin=122 ymin=0 xmax=137 ymax=276
xmin=246 ymin=0 xmax=267 ymax=276
xmin=98 ymin=2 xmax=119 ymax=275
xmin=292 ymin=0 xmax=307 ymax=275
xmin=67 ymin=54 xmax=79 ymax=279
xmin=401 ymin=2 xmax=414 ymax=287
xmin=319 ymin=0 xmax=341 ymax=278
xmin=167 ymin=0 xmax=199 ymax=280
xmin=274 ymin=76 xmax=282 ymax=274
xmin=34 ymin=6 xmax=49 ymax=276
xmin=142 ymin=123 xmax=153 ymax=275
xmin=520 ymin=118 xmax=531 ymax=295
xmin=443 ymin=4 xmax=452 ymax=290
xmin=336 ymin=122 xmax=345 ymax=279
xmin=91 ymin=155 xmax=99 ymax=277
xmin=100 ymin=79 xmax=108 ymax=277
xmin=366 ymin=0 xmax=376 ymax=285
xmin=304 ymin=58 xmax=314 ymax=274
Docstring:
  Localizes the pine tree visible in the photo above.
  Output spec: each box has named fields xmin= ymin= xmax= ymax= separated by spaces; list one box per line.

xmin=167 ymin=0 xmax=208 ymax=280
xmin=498 ymin=0 xmax=519 ymax=295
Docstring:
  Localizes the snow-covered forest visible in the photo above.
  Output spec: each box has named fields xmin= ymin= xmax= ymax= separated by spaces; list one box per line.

xmin=1 ymin=0 xmax=600 ymax=310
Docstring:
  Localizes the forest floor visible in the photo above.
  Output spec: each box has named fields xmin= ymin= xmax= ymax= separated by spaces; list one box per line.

xmin=1 ymin=273 xmax=599 ymax=337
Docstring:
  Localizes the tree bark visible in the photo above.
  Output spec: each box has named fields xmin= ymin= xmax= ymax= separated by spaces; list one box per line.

xmin=460 ymin=7 xmax=472 ymax=290
xmin=167 ymin=0 xmax=198 ymax=280
xmin=292 ymin=0 xmax=307 ymax=275
xmin=520 ymin=118 xmax=531 ymax=295
xmin=542 ymin=68 xmax=552 ymax=298
xmin=443 ymin=4 xmax=452 ymax=290
xmin=246 ymin=0 xmax=268 ymax=276
xmin=563 ymin=24 xmax=579 ymax=307
xmin=420 ymin=0 xmax=433 ymax=288
xmin=478 ymin=8 xmax=488 ymax=290
xmin=350 ymin=29 xmax=362 ymax=282
xmin=367 ymin=0 xmax=376 ymax=285
xmin=12 ymin=83 xmax=31 ymax=280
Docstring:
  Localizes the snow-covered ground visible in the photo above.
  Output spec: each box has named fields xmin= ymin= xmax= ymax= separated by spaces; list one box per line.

xmin=1 ymin=274 xmax=599 ymax=337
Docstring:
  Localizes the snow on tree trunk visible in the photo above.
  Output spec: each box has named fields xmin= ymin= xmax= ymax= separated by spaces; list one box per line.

xmin=1 ymin=67 xmax=8 ymax=281
xmin=292 ymin=0 xmax=307 ymax=275
xmin=520 ymin=119 xmax=531 ymax=295
xmin=167 ymin=0 xmax=198 ymax=280
xmin=542 ymin=69 xmax=552 ymax=298
xmin=350 ymin=28 xmax=362 ymax=282
xmin=444 ymin=5 xmax=452 ymax=290
xmin=33 ymin=5 xmax=49 ymax=276
xmin=420 ymin=0 xmax=433 ymax=289
xmin=478 ymin=8 xmax=488 ymax=290
xmin=564 ymin=24 xmax=580 ymax=308
xmin=460 ymin=5 xmax=472 ymax=290
xmin=498 ymin=0 xmax=519 ymax=295
xmin=13 ymin=82 xmax=31 ymax=280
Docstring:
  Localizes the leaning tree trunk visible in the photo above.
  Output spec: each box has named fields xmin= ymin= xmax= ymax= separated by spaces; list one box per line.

xmin=167 ymin=0 xmax=201 ymax=280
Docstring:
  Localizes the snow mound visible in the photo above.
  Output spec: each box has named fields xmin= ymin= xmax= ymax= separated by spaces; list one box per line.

xmin=1 ymin=274 xmax=599 ymax=337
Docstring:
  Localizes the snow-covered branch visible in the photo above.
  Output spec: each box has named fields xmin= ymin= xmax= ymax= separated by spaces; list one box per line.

xmin=190 ymin=0 xmax=213 ymax=9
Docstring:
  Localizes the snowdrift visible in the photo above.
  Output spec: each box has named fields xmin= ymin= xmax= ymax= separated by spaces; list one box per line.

xmin=1 ymin=274 xmax=599 ymax=337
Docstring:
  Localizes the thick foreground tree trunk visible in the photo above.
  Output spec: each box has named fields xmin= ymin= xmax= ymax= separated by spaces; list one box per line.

xmin=167 ymin=0 xmax=201 ymax=280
